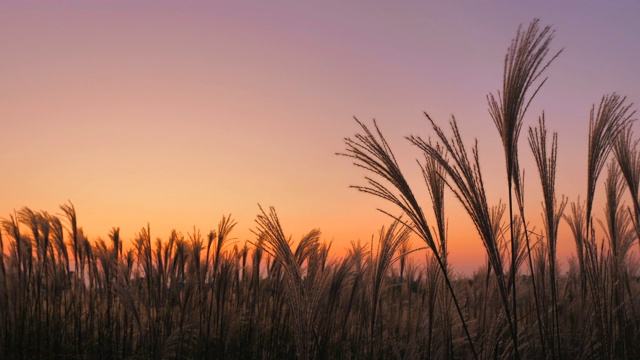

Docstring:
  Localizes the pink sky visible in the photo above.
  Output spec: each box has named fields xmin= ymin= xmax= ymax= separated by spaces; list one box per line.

xmin=2 ymin=1 xmax=640 ymax=273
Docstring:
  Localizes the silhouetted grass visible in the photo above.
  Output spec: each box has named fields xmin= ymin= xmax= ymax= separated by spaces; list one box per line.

xmin=2 ymin=18 xmax=640 ymax=360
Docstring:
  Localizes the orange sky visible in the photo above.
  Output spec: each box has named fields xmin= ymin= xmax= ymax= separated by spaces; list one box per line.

xmin=2 ymin=1 xmax=640 ymax=274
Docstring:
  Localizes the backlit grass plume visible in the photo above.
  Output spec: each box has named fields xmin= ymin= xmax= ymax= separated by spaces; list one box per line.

xmin=253 ymin=205 xmax=328 ymax=360
xmin=528 ymin=114 xmax=567 ymax=357
xmin=614 ymin=126 xmax=640 ymax=248
xmin=586 ymin=94 xmax=634 ymax=234
xmin=410 ymin=115 xmax=518 ymax=356
xmin=341 ymin=118 xmax=478 ymax=358
xmin=421 ymin=143 xmax=448 ymax=268
xmin=487 ymin=20 xmax=560 ymax=354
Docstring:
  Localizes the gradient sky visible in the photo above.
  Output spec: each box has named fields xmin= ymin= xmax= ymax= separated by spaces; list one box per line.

xmin=2 ymin=1 xmax=640 ymax=273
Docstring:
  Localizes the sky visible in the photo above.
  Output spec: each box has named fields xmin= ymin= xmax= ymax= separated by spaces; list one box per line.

xmin=2 ymin=1 xmax=640 ymax=274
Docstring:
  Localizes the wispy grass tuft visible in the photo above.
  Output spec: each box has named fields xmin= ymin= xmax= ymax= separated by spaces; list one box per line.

xmin=528 ymin=114 xmax=567 ymax=357
xmin=487 ymin=19 xmax=561 ymax=355
xmin=614 ymin=126 xmax=640 ymax=250
xmin=586 ymin=94 xmax=635 ymax=234
xmin=411 ymin=114 xmax=519 ymax=357
xmin=341 ymin=118 xmax=479 ymax=358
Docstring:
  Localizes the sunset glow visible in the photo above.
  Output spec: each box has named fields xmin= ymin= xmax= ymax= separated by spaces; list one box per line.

xmin=2 ymin=1 xmax=640 ymax=273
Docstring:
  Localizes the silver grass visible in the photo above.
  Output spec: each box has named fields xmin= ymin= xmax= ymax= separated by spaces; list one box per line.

xmin=488 ymin=19 xmax=560 ymax=189
xmin=369 ymin=220 xmax=411 ymax=357
xmin=410 ymin=115 xmax=518 ymax=356
xmin=586 ymin=94 xmax=634 ymax=234
xmin=488 ymin=20 xmax=560 ymax=355
xmin=599 ymin=161 xmax=635 ymax=265
xmin=421 ymin=143 xmax=448 ymax=267
xmin=342 ymin=118 xmax=479 ymax=358
xmin=253 ymin=205 xmax=328 ymax=360
xmin=613 ymin=126 xmax=640 ymax=252
xmin=528 ymin=114 xmax=567 ymax=356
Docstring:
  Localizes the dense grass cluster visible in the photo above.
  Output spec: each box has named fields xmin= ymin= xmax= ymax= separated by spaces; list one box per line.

xmin=3 ymin=19 xmax=640 ymax=359
xmin=0 ymin=204 xmax=468 ymax=359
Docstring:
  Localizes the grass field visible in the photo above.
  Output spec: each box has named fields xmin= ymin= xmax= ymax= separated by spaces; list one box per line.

xmin=2 ymin=19 xmax=640 ymax=359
